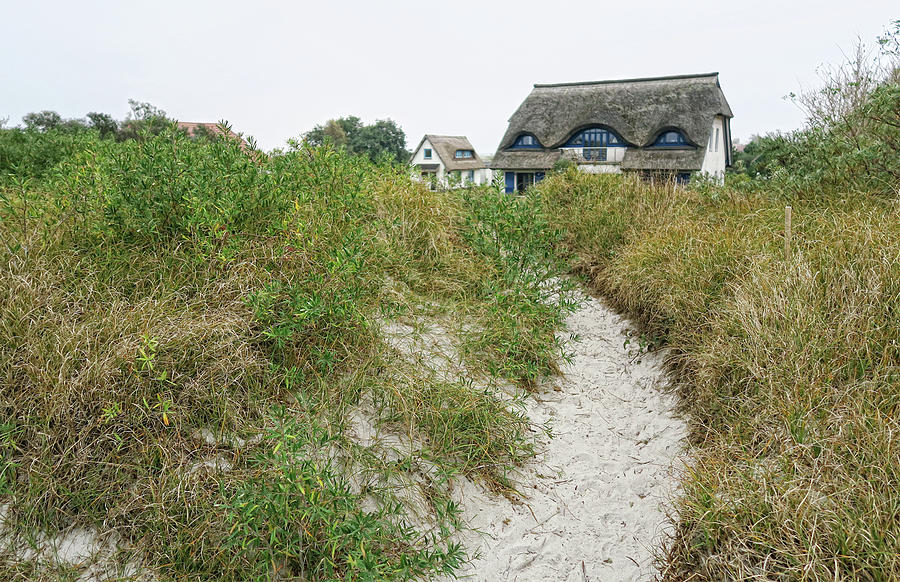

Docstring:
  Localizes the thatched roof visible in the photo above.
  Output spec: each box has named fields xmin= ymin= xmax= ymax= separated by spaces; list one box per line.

xmin=491 ymin=149 xmax=561 ymax=170
xmin=492 ymin=73 xmax=732 ymax=170
xmin=621 ymin=148 xmax=708 ymax=171
xmin=411 ymin=135 xmax=486 ymax=171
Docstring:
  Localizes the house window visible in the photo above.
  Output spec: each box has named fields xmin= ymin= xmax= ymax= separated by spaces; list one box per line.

xmin=511 ymin=134 xmax=542 ymax=149
xmin=564 ymin=127 xmax=624 ymax=148
xmin=424 ymin=148 xmax=432 ymax=159
xmin=455 ymin=150 xmax=474 ymax=158
xmin=652 ymin=131 xmax=690 ymax=147
xmin=582 ymin=148 xmax=607 ymax=162
xmin=508 ymin=172 xmax=545 ymax=193
xmin=516 ymin=172 xmax=534 ymax=193
xmin=714 ymin=128 xmax=720 ymax=152
xmin=467 ymin=170 xmax=475 ymax=183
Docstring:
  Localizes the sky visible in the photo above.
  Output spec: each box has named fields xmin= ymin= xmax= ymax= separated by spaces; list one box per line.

xmin=1 ymin=1 xmax=897 ymax=154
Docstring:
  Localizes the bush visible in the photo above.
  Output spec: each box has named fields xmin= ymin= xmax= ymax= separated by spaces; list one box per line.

xmin=0 ymin=128 xmax=576 ymax=579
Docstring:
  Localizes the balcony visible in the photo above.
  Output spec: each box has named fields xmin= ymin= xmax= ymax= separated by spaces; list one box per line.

xmin=565 ymin=147 xmax=626 ymax=164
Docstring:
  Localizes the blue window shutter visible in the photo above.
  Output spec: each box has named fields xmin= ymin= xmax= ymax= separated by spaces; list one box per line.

xmin=535 ymin=172 xmax=545 ymax=182
xmin=504 ymin=172 xmax=515 ymax=193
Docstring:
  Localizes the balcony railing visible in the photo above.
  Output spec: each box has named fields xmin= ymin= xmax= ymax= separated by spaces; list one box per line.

xmin=581 ymin=147 xmax=607 ymax=162
xmin=564 ymin=147 xmax=626 ymax=163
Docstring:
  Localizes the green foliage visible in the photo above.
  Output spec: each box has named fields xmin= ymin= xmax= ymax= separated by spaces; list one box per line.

xmin=0 ymin=125 xmax=575 ymax=579
xmin=534 ymin=23 xmax=900 ymax=577
xmin=730 ymin=132 xmax=795 ymax=178
xmin=55 ymin=124 xmax=274 ymax=242
xmin=0 ymin=103 xmax=163 ymax=186
xmin=552 ymin=157 xmax=575 ymax=173
xmin=22 ymin=111 xmax=64 ymax=132
xmin=458 ymin=186 xmax=578 ymax=384
xmin=224 ymin=417 xmax=463 ymax=580
xmin=540 ymin=169 xmax=900 ymax=580
xmin=86 ymin=112 xmax=118 ymax=139
xmin=21 ymin=110 xmax=104 ymax=135
xmin=115 ymin=99 xmax=173 ymax=142
xmin=305 ymin=116 xmax=408 ymax=164
xmin=0 ymin=128 xmax=96 ymax=184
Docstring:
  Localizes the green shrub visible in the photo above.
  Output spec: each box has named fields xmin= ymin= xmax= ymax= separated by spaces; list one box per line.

xmin=0 ymin=128 xmax=576 ymax=580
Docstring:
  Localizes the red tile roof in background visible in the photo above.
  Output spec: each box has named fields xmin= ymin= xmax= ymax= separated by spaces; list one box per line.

xmin=176 ymin=121 xmax=249 ymax=151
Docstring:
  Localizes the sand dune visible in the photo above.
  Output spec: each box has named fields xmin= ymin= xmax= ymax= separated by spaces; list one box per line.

xmin=447 ymin=292 xmax=687 ymax=581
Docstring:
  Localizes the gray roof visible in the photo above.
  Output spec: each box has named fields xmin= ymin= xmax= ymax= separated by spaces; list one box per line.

xmin=621 ymin=148 xmax=708 ymax=171
xmin=492 ymin=73 xmax=732 ymax=170
xmin=491 ymin=149 xmax=560 ymax=170
xmin=411 ymin=135 xmax=486 ymax=171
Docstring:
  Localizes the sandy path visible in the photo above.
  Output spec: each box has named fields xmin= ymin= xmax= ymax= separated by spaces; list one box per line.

xmin=447 ymin=292 xmax=687 ymax=581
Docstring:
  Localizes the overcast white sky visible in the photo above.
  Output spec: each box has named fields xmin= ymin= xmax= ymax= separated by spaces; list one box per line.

xmin=1 ymin=1 xmax=896 ymax=153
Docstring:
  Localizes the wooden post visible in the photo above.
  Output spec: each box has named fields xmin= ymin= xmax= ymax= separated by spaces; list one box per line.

xmin=784 ymin=205 xmax=792 ymax=261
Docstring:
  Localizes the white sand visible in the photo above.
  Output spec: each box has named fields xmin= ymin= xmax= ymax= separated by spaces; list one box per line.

xmin=445 ymin=292 xmax=687 ymax=581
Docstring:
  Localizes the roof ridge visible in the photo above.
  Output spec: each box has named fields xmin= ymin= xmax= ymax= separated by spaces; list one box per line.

xmin=534 ymin=72 xmax=719 ymax=89
xmin=426 ymin=134 xmax=471 ymax=139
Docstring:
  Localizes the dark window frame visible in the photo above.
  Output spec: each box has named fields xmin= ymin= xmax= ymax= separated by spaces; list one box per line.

xmin=563 ymin=127 xmax=626 ymax=148
xmin=510 ymin=134 xmax=542 ymax=149
xmin=651 ymin=130 xmax=692 ymax=148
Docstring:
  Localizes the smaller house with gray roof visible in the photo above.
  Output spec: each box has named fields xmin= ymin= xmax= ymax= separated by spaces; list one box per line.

xmin=409 ymin=135 xmax=493 ymax=188
xmin=492 ymin=73 xmax=733 ymax=192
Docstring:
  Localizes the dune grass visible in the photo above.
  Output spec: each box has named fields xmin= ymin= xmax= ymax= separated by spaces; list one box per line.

xmin=537 ymin=169 xmax=900 ymax=580
xmin=0 ymin=129 xmax=576 ymax=580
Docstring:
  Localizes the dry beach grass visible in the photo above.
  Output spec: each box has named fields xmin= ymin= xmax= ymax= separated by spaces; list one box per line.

xmin=538 ymin=169 xmax=900 ymax=580
xmin=2 ymin=35 xmax=898 ymax=576
xmin=0 ymin=132 xmax=578 ymax=579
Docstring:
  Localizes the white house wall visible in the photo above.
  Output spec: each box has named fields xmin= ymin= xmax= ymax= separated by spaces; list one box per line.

xmin=700 ymin=115 xmax=727 ymax=182
xmin=411 ymin=138 xmax=496 ymax=188
xmin=444 ymin=168 xmax=495 ymax=187
xmin=410 ymin=138 xmax=446 ymax=182
xmin=475 ymin=168 xmax=495 ymax=185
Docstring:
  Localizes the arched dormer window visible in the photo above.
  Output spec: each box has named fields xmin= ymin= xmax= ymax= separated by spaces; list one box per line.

xmin=651 ymin=130 xmax=691 ymax=147
xmin=563 ymin=127 xmax=625 ymax=148
xmin=510 ymin=134 xmax=542 ymax=149
xmin=455 ymin=149 xmax=474 ymax=158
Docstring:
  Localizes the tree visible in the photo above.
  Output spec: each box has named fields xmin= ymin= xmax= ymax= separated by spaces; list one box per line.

xmin=23 ymin=110 xmax=63 ymax=132
xmin=87 ymin=112 xmax=118 ymax=139
xmin=350 ymin=119 xmax=407 ymax=163
xmin=322 ymin=119 xmax=348 ymax=148
xmin=732 ymin=133 xmax=797 ymax=178
xmin=303 ymin=116 xmax=407 ymax=164
xmin=116 ymin=99 xmax=172 ymax=141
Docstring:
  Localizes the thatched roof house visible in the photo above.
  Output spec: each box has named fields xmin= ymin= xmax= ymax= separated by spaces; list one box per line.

xmin=492 ymin=73 xmax=733 ymax=192
xmin=409 ymin=135 xmax=493 ymax=188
